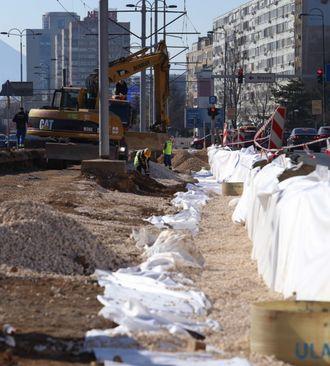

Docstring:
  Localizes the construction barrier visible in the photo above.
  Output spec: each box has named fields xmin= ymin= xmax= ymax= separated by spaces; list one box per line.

xmin=232 ymin=155 xmax=330 ymax=301
xmin=268 ymin=106 xmax=286 ymax=149
xmin=251 ymin=301 xmax=330 ymax=366
xmin=222 ymin=182 xmax=244 ymax=196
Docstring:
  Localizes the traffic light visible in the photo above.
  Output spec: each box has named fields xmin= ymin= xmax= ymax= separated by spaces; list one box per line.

xmin=237 ymin=68 xmax=244 ymax=84
xmin=317 ymin=68 xmax=324 ymax=84
xmin=208 ymin=106 xmax=219 ymax=119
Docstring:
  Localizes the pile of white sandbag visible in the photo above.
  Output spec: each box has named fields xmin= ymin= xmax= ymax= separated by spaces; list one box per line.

xmin=232 ymin=156 xmax=330 ymax=301
xmin=208 ymin=146 xmax=262 ymax=183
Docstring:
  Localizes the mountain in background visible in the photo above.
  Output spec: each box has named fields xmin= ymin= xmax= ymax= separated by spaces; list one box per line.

xmin=0 ymin=39 xmax=25 ymax=86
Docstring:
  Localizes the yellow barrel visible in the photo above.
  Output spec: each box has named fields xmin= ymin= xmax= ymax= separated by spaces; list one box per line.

xmin=251 ymin=301 xmax=330 ymax=366
xmin=222 ymin=182 xmax=243 ymax=196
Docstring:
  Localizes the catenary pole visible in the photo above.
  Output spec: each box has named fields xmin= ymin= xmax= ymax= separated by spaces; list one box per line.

xmin=99 ymin=0 xmax=109 ymax=158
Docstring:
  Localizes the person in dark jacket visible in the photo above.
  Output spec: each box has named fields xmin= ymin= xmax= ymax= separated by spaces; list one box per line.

xmin=115 ymin=80 xmax=128 ymax=99
xmin=12 ymin=107 xmax=28 ymax=148
xmin=134 ymin=148 xmax=151 ymax=175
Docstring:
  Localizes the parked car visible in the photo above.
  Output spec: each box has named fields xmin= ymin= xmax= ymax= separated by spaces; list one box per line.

xmin=190 ymin=134 xmax=212 ymax=149
xmin=317 ymin=126 xmax=330 ymax=149
xmin=237 ymin=125 xmax=257 ymax=148
xmin=190 ymin=134 xmax=222 ymax=149
xmin=282 ymin=130 xmax=292 ymax=146
xmin=0 ymin=134 xmax=7 ymax=148
xmin=287 ymin=128 xmax=320 ymax=152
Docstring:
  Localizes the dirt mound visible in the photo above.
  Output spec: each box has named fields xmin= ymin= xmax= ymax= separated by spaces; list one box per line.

xmin=172 ymin=150 xmax=192 ymax=168
xmin=190 ymin=149 xmax=209 ymax=164
xmin=175 ymin=156 xmax=208 ymax=173
xmin=96 ymin=171 xmax=186 ymax=196
xmin=0 ymin=201 xmax=115 ymax=275
xmin=149 ymin=161 xmax=184 ymax=181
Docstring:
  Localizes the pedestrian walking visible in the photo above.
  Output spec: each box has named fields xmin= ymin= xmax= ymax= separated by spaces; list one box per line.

xmin=163 ymin=136 xmax=174 ymax=169
xmin=134 ymin=148 xmax=151 ymax=176
xmin=12 ymin=107 xmax=28 ymax=148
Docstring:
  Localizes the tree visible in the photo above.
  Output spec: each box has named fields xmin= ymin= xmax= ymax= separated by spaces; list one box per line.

xmin=248 ymin=84 xmax=274 ymax=126
xmin=272 ymin=79 xmax=315 ymax=129
xmin=225 ymin=34 xmax=244 ymax=129
xmin=214 ymin=32 xmax=245 ymax=129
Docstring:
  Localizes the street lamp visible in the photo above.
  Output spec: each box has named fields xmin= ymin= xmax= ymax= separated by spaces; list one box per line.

xmin=1 ymin=28 xmax=42 ymax=107
xmin=126 ymin=1 xmax=151 ymax=131
xmin=158 ymin=1 xmax=177 ymax=42
xmin=299 ymin=8 xmax=326 ymax=125
xmin=208 ymin=28 xmax=228 ymax=132
xmin=126 ymin=1 xmax=177 ymax=130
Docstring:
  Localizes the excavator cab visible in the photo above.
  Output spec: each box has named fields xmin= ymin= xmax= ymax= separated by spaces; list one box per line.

xmin=52 ymin=87 xmax=86 ymax=110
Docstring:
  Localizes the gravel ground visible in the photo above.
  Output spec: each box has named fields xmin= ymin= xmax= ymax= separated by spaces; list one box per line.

xmin=0 ymin=167 xmax=176 ymax=277
xmin=193 ymin=194 xmax=291 ymax=366
xmin=0 ymin=166 xmax=176 ymax=365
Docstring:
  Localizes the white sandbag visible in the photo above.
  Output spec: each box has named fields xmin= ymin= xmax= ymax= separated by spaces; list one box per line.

xmin=144 ymin=230 xmax=204 ymax=268
xmin=95 ymin=269 xmax=212 ymax=335
xmin=146 ymin=206 xmax=201 ymax=235
xmin=208 ymin=146 xmax=262 ymax=183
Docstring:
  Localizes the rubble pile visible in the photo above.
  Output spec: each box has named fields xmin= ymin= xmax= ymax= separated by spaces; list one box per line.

xmin=175 ymin=156 xmax=208 ymax=174
xmin=0 ymin=201 xmax=115 ymax=275
xmin=148 ymin=161 xmax=184 ymax=180
xmin=157 ymin=149 xmax=210 ymax=174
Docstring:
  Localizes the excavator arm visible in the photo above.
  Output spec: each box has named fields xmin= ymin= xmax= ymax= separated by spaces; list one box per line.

xmin=86 ymin=41 xmax=170 ymax=132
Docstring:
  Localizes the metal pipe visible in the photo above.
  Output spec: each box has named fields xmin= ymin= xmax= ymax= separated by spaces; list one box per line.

xmin=99 ymin=0 xmax=109 ymax=158
xmin=153 ymin=0 xmax=158 ymax=125
xmin=140 ymin=0 xmax=147 ymax=131
xmin=149 ymin=13 xmax=153 ymax=128
xmin=20 ymin=34 xmax=23 ymax=107
xmin=163 ymin=0 xmax=166 ymax=41
xmin=223 ymin=33 xmax=227 ymax=131
xmin=321 ymin=14 xmax=326 ymax=126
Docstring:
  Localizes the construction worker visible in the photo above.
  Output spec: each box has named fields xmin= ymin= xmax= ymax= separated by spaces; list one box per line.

xmin=163 ymin=136 xmax=174 ymax=169
xmin=134 ymin=148 xmax=151 ymax=176
xmin=115 ymin=80 xmax=128 ymax=100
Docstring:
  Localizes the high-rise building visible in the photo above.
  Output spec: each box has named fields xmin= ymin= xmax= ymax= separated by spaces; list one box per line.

xmin=54 ymin=10 xmax=130 ymax=88
xmin=26 ymin=12 xmax=80 ymax=99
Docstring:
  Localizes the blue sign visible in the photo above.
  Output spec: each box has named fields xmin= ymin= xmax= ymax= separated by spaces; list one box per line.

xmin=326 ymin=64 xmax=330 ymax=82
xmin=209 ymin=95 xmax=217 ymax=105
xmin=185 ymin=108 xmax=202 ymax=128
xmin=185 ymin=108 xmax=224 ymax=129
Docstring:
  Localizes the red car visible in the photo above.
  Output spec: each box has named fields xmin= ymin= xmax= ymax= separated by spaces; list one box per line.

xmin=318 ymin=126 xmax=330 ymax=149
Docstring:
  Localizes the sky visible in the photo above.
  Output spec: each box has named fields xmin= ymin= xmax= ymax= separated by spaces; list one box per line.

xmin=1 ymin=0 xmax=247 ymax=63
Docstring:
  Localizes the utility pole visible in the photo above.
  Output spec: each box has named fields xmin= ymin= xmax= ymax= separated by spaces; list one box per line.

xmin=99 ymin=0 xmax=109 ymax=158
xmin=140 ymin=0 xmax=147 ymax=132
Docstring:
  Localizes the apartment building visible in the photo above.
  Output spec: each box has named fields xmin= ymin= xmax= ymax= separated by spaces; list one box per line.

xmin=209 ymin=0 xmax=330 ymax=124
xmin=186 ymin=34 xmax=213 ymax=108
xmin=54 ymin=10 xmax=130 ymax=88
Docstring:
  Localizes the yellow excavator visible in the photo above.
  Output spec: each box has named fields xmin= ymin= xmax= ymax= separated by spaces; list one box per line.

xmin=27 ymin=41 xmax=170 ymax=161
